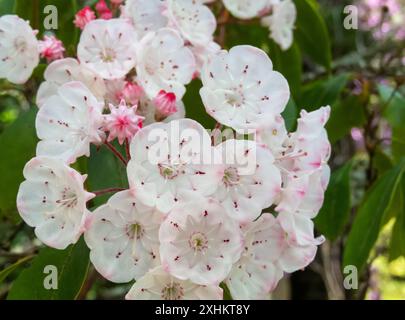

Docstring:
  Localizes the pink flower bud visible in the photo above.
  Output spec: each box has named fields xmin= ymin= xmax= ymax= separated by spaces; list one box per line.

xmin=74 ymin=6 xmax=96 ymax=30
xmin=38 ymin=35 xmax=65 ymax=63
xmin=96 ymin=0 xmax=113 ymax=20
xmin=104 ymin=100 xmax=144 ymax=144
xmin=118 ymin=82 xmax=144 ymax=105
xmin=153 ymin=90 xmax=178 ymax=117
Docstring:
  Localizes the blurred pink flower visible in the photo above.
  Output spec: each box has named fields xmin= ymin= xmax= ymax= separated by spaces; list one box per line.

xmin=38 ymin=35 xmax=65 ymax=63
xmin=74 ymin=6 xmax=96 ymax=29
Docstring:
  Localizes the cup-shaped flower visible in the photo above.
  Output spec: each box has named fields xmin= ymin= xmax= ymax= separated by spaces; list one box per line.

xmin=16 ymin=157 xmax=94 ymax=249
xmin=261 ymin=0 xmax=297 ymax=51
xmin=200 ymin=45 xmax=290 ymax=130
xmin=127 ymin=119 xmax=220 ymax=213
xmin=213 ymin=139 xmax=282 ymax=223
xmin=36 ymin=58 xmax=106 ymax=107
xmin=0 ymin=15 xmax=39 ymax=84
xmin=36 ymin=81 xmax=105 ymax=164
xmin=165 ymin=0 xmax=216 ymax=46
xmin=125 ymin=266 xmax=223 ymax=300
xmin=226 ymin=214 xmax=284 ymax=300
xmin=223 ymin=0 xmax=271 ymax=19
xmin=78 ymin=18 xmax=138 ymax=79
xmin=159 ymin=197 xmax=243 ymax=285
xmin=121 ymin=0 xmax=168 ymax=38
xmin=85 ymin=190 xmax=162 ymax=283
xmin=136 ymin=28 xmax=195 ymax=100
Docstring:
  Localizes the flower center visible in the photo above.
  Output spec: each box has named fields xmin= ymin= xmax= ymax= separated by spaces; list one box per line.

xmin=14 ymin=36 xmax=27 ymax=53
xmin=161 ymin=282 xmax=184 ymax=300
xmin=158 ymin=163 xmax=182 ymax=180
xmin=223 ymin=167 xmax=240 ymax=187
xmin=101 ymin=47 xmax=116 ymax=62
xmin=188 ymin=232 xmax=208 ymax=253
xmin=56 ymin=187 xmax=78 ymax=208
xmin=225 ymin=90 xmax=244 ymax=108
xmin=129 ymin=222 xmax=143 ymax=239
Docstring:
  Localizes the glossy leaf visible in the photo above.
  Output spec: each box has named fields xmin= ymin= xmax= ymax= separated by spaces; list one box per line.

xmin=293 ymin=0 xmax=332 ymax=70
xmin=7 ymin=237 xmax=89 ymax=300
xmin=0 ymin=108 xmax=37 ymax=223
xmin=315 ymin=161 xmax=353 ymax=241
xmin=343 ymin=160 xmax=405 ymax=272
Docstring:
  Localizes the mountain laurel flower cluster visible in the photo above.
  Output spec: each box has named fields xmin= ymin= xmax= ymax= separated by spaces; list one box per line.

xmin=5 ymin=0 xmax=330 ymax=300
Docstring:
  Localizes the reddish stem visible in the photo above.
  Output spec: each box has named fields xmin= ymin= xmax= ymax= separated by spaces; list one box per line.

xmin=104 ymin=140 xmax=127 ymax=165
xmin=93 ymin=188 xmax=125 ymax=196
xmin=125 ymin=139 xmax=131 ymax=161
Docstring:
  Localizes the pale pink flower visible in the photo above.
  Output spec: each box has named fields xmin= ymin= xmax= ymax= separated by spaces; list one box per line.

xmin=36 ymin=81 xmax=105 ymax=164
xmin=104 ymin=100 xmax=144 ymax=144
xmin=153 ymin=90 xmax=178 ymax=117
xmin=85 ymin=190 xmax=162 ymax=283
xmin=136 ymin=28 xmax=195 ymax=99
xmin=0 ymin=15 xmax=39 ymax=84
xmin=126 ymin=266 xmax=223 ymax=300
xmin=223 ymin=0 xmax=272 ymax=19
xmin=159 ymin=197 xmax=243 ymax=285
xmin=78 ymin=19 xmax=138 ymax=80
xmin=226 ymin=214 xmax=284 ymax=300
xmin=38 ymin=35 xmax=65 ymax=63
xmin=74 ymin=6 xmax=96 ymax=30
xmin=200 ymin=45 xmax=290 ymax=130
xmin=17 ymin=157 xmax=94 ymax=250
xmin=121 ymin=0 xmax=168 ymax=38
xmin=127 ymin=119 xmax=220 ymax=214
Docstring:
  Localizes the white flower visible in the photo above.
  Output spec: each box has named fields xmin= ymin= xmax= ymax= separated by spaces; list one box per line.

xmin=189 ymin=41 xmax=221 ymax=75
xmin=36 ymin=81 xmax=105 ymax=164
xmin=16 ymin=157 xmax=94 ymax=249
xmin=226 ymin=214 xmax=284 ymax=300
xmin=85 ymin=190 xmax=162 ymax=283
xmin=256 ymin=114 xmax=288 ymax=158
xmin=37 ymin=58 xmax=106 ymax=108
xmin=276 ymin=167 xmax=330 ymax=219
xmin=136 ymin=28 xmax=195 ymax=100
xmin=275 ymin=211 xmax=324 ymax=273
xmin=127 ymin=119 xmax=220 ymax=214
xmin=121 ymin=0 xmax=168 ymax=38
xmin=277 ymin=106 xmax=331 ymax=173
xmin=126 ymin=266 xmax=223 ymax=300
xmin=0 ymin=15 xmax=39 ymax=84
xmin=77 ymin=18 xmax=138 ymax=79
xmin=200 ymin=45 xmax=290 ymax=130
xmin=159 ymin=198 xmax=243 ymax=285
xmin=165 ymin=0 xmax=216 ymax=46
xmin=261 ymin=0 xmax=297 ymax=51
xmin=223 ymin=0 xmax=272 ymax=19
xmin=213 ymin=139 xmax=282 ymax=223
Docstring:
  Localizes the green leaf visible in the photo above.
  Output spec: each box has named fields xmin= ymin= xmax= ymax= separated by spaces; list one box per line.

xmin=0 ymin=0 xmax=14 ymax=15
xmin=389 ymin=177 xmax=405 ymax=260
xmin=282 ymin=98 xmax=298 ymax=131
xmin=7 ymin=237 xmax=89 ymax=300
xmin=268 ymin=41 xmax=302 ymax=101
xmin=343 ymin=160 xmax=405 ymax=273
xmin=315 ymin=161 xmax=353 ymax=241
xmin=392 ymin=127 xmax=405 ymax=162
xmin=0 ymin=255 xmax=34 ymax=284
xmin=300 ymin=73 xmax=350 ymax=111
xmin=378 ymin=84 xmax=405 ymax=129
xmin=326 ymin=94 xmax=367 ymax=144
xmin=293 ymin=0 xmax=332 ymax=70
xmin=0 ymin=108 xmax=37 ymax=223
xmin=88 ymin=144 xmax=128 ymax=207
xmin=183 ymin=79 xmax=216 ymax=129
